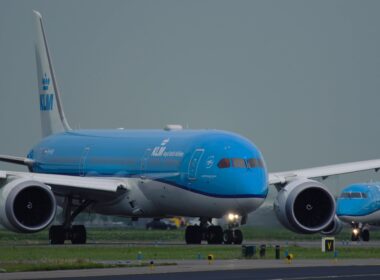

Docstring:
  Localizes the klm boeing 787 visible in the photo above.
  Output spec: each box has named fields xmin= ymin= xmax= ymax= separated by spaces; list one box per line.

xmin=1 ymin=11 xmax=380 ymax=244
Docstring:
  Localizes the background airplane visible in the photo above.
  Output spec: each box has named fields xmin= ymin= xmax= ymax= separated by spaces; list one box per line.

xmin=337 ymin=183 xmax=380 ymax=241
xmin=1 ymin=11 xmax=380 ymax=245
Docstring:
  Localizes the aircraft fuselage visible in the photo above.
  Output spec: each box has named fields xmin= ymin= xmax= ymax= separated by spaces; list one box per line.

xmin=28 ymin=129 xmax=268 ymax=218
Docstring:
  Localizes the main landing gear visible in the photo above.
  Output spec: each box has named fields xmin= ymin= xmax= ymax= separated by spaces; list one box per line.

xmin=185 ymin=216 xmax=243 ymax=245
xmin=351 ymin=223 xmax=370 ymax=242
xmin=49 ymin=197 xmax=92 ymax=245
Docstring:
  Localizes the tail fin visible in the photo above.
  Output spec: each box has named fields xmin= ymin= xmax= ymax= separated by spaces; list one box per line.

xmin=33 ymin=10 xmax=71 ymax=137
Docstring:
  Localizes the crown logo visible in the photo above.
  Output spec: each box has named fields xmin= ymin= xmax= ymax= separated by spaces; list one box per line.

xmin=42 ymin=73 xmax=50 ymax=91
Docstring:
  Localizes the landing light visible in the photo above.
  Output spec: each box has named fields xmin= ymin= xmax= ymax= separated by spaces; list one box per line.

xmin=353 ymin=228 xmax=359 ymax=236
xmin=227 ymin=213 xmax=240 ymax=221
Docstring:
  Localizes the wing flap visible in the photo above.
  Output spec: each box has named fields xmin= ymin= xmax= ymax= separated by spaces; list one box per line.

xmin=269 ymin=159 xmax=380 ymax=185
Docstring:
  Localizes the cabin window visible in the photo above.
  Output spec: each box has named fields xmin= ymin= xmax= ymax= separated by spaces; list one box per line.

xmin=232 ymin=158 xmax=246 ymax=168
xmin=217 ymin=158 xmax=230 ymax=168
xmin=247 ymin=158 xmax=264 ymax=168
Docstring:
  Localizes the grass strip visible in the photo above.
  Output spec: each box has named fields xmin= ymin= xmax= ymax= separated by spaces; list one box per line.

xmin=0 ymin=227 xmax=370 ymax=244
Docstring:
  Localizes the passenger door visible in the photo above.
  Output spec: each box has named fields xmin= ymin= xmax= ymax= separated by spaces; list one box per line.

xmin=188 ymin=149 xmax=204 ymax=180
xmin=79 ymin=146 xmax=90 ymax=176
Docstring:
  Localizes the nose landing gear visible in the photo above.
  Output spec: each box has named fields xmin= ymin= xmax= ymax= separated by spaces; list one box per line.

xmin=351 ymin=223 xmax=370 ymax=242
xmin=222 ymin=228 xmax=243 ymax=244
xmin=223 ymin=213 xmax=243 ymax=244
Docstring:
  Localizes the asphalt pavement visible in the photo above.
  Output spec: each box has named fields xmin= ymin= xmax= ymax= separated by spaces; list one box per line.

xmin=2 ymin=259 xmax=380 ymax=280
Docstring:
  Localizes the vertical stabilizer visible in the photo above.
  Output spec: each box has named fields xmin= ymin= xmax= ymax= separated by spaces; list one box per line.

xmin=34 ymin=10 xmax=71 ymax=137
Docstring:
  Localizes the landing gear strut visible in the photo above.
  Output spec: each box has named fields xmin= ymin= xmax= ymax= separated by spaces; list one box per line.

xmin=185 ymin=216 xmax=244 ymax=245
xmin=49 ymin=197 xmax=92 ymax=245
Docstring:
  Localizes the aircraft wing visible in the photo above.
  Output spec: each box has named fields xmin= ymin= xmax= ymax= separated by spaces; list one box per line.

xmin=269 ymin=159 xmax=380 ymax=186
xmin=2 ymin=170 xmax=129 ymax=201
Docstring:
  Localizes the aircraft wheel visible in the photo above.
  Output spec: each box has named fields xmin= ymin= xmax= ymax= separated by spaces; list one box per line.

xmin=185 ymin=225 xmax=194 ymax=244
xmin=49 ymin=225 xmax=65 ymax=245
xmin=207 ymin=226 xmax=223 ymax=244
xmin=223 ymin=229 xmax=233 ymax=244
xmin=71 ymin=225 xmax=87 ymax=244
xmin=361 ymin=229 xmax=370 ymax=242
xmin=185 ymin=225 xmax=202 ymax=244
xmin=233 ymin=229 xmax=243 ymax=244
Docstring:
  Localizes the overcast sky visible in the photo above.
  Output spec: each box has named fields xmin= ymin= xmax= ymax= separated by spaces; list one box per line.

xmin=1 ymin=0 xmax=380 ymax=192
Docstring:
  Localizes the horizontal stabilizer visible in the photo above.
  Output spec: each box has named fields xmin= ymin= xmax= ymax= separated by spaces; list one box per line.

xmin=0 ymin=155 xmax=34 ymax=167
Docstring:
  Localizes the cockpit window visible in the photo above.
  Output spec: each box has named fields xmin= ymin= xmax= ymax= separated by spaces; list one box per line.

xmin=232 ymin=158 xmax=246 ymax=168
xmin=350 ymin=192 xmax=362 ymax=198
xmin=340 ymin=192 xmax=368 ymax=199
xmin=217 ymin=158 xmax=231 ymax=168
xmin=247 ymin=158 xmax=264 ymax=168
xmin=218 ymin=157 xmax=264 ymax=169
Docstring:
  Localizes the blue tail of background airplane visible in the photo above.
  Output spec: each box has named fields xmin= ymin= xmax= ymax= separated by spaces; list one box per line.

xmin=34 ymin=10 xmax=71 ymax=137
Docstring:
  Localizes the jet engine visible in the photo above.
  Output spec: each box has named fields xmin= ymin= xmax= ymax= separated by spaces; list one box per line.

xmin=321 ymin=215 xmax=343 ymax=236
xmin=0 ymin=178 xmax=56 ymax=233
xmin=274 ymin=178 xmax=335 ymax=234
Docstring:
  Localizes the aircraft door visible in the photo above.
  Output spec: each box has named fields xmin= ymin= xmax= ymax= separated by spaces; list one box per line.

xmin=188 ymin=149 xmax=204 ymax=180
xmin=80 ymin=146 xmax=90 ymax=176
xmin=140 ymin=148 xmax=152 ymax=178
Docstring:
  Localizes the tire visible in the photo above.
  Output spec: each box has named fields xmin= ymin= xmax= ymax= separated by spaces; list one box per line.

xmin=361 ymin=229 xmax=370 ymax=242
xmin=185 ymin=225 xmax=194 ymax=244
xmin=185 ymin=225 xmax=202 ymax=244
xmin=71 ymin=225 xmax=87 ymax=244
xmin=49 ymin=225 xmax=65 ymax=245
xmin=233 ymin=229 xmax=243 ymax=244
xmin=207 ymin=226 xmax=223 ymax=244
xmin=223 ymin=229 xmax=233 ymax=244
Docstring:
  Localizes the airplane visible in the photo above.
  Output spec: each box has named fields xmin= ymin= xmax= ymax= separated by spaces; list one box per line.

xmin=1 ymin=10 xmax=380 ymax=245
xmin=337 ymin=183 xmax=380 ymax=241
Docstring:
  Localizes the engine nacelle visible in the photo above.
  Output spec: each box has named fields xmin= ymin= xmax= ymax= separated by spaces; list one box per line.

xmin=0 ymin=178 xmax=56 ymax=233
xmin=321 ymin=215 xmax=343 ymax=236
xmin=274 ymin=178 xmax=335 ymax=234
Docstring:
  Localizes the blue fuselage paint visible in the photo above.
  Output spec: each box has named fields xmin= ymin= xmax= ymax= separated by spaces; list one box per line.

xmin=27 ymin=129 xmax=268 ymax=199
xmin=337 ymin=183 xmax=380 ymax=223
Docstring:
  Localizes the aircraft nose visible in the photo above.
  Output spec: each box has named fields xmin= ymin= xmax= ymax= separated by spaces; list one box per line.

xmin=236 ymin=183 xmax=267 ymax=213
xmin=336 ymin=198 xmax=369 ymax=217
xmin=245 ymin=168 xmax=268 ymax=197
xmin=234 ymin=168 xmax=268 ymax=211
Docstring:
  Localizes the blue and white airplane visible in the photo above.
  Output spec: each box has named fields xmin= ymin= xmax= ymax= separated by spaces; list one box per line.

xmin=337 ymin=183 xmax=380 ymax=241
xmin=1 ymin=11 xmax=380 ymax=245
